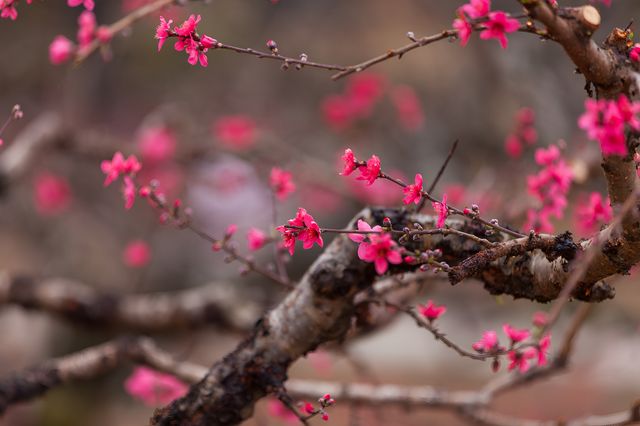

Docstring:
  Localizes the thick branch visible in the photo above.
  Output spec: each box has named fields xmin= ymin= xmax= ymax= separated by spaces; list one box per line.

xmin=0 ymin=273 xmax=260 ymax=333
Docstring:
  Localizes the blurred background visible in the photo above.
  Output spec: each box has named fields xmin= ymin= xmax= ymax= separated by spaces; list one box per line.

xmin=0 ymin=0 xmax=639 ymax=425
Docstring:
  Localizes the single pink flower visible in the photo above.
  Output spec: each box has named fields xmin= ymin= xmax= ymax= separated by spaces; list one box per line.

xmin=631 ymin=44 xmax=640 ymax=63
xmin=137 ymin=126 xmax=177 ymax=164
xmin=346 ymin=73 xmax=385 ymax=118
xmin=247 ymin=228 xmax=268 ymax=251
xmin=101 ymin=152 xmax=126 ymax=186
xmin=503 ymin=323 xmax=531 ymax=344
xmin=270 ymin=167 xmax=296 ymax=200
xmin=472 ymin=330 xmax=502 ymax=353
xmin=505 ymin=135 xmax=522 ymax=158
xmin=340 ymin=148 xmax=357 ymax=176
xmin=213 ymin=115 xmax=257 ymax=150
xmin=453 ymin=15 xmax=473 ymax=47
xmin=267 ymin=399 xmax=299 ymax=425
xmin=417 ymin=300 xmax=447 ymax=322
xmin=49 ymin=36 xmax=75 ymax=65
xmin=77 ymin=10 xmax=97 ymax=48
xmin=348 ymin=219 xmax=382 ymax=243
xmin=356 ymin=155 xmax=381 ymax=186
xmin=123 ymin=240 xmax=151 ymax=267
xmin=123 ymin=176 xmax=137 ymax=210
xmin=536 ymin=335 xmax=551 ymax=366
xmin=322 ymin=94 xmax=355 ymax=131
xmin=33 ymin=172 xmax=72 ymax=216
xmin=155 ymin=16 xmax=173 ymax=51
xmin=479 ymin=11 xmax=520 ymax=49
xmin=174 ymin=14 xmax=201 ymax=37
xmin=357 ymin=232 xmax=403 ymax=275
xmin=532 ymin=311 xmax=548 ymax=328
xmin=391 ymin=85 xmax=425 ymax=131
xmin=403 ymin=173 xmax=424 ymax=205
xmin=507 ymin=349 xmax=537 ymax=373
xmin=300 ymin=215 xmax=323 ymax=250
xmin=124 ymin=366 xmax=188 ymax=406
xmin=576 ymin=192 xmax=612 ymax=234
xmin=433 ymin=193 xmax=448 ymax=228
xmin=460 ymin=0 xmax=490 ymax=19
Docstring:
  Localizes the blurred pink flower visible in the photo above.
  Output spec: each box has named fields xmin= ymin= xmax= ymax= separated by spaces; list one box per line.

xmin=123 ymin=240 xmax=151 ymax=267
xmin=417 ymin=300 xmax=447 ymax=322
xmin=503 ymin=324 xmax=530 ymax=344
xmin=576 ymin=192 xmax=612 ymax=235
xmin=247 ymin=228 xmax=267 ymax=251
xmin=124 ymin=366 xmax=188 ymax=406
xmin=33 ymin=172 xmax=72 ymax=216
xmin=213 ymin=115 xmax=257 ymax=151
xmin=137 ymin=126 xmax=177 ymax=164
xmin=68 ymin=0 xmax=94 ymax=10
xmin=49 ymin=36 xmax=75 ymax=65
xmin=270 ymin=167 xmax=295 ymax=200
xmin=391 ymin=86 xmax=425 ymax=131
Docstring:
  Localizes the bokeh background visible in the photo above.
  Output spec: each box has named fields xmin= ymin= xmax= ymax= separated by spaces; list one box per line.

xmin=0 ymin=0 xmax=639 ymax=425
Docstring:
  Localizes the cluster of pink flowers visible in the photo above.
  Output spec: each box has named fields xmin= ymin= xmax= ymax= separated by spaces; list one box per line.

xmin=322 ymin=74 xmax=424 ymax=133
xmin=524 ymin=145 xmax=573 ymax=233
xmin=504 ymin=107 xmax=537 ymax=158
xmin=453 ymin=0 xmax=521 ymax=49
xmin=156 ymin=15 xmax=217 ymax=67
xmin=0 ymin=0 xmax=31 ymax=20
xmin=67 ymin=0 xmax=94 ymax=10
xmin=212 ymin=115 xmax=257 ymax=151
xmin=49 ymin=11 xmax=112 ymax=65
xmin=417 ymin=300 xmax=447 ymax=323
xmin=578 ymin=95 xmax=640 ymax=156
xmin=270 ymin=167 xmax=296 ymax=200
xmin=123 ymin=240 xmax=152 ymax=268
xmin=472 ymin=321 xmax=551 ymax=373
xmin=33 ymin=172 xmax=72 ymax=216
xmin=101 ymin=152 xmax=142 ymax=210
xmin=276 ymin=208 xmax=323 ymax=255
xmin=124 ymin=366 xmax=188 ymax=406
xmin=349 ymin=219 xmax=403 ymax=275
xmin=575 ymin=192 xmax=612 ymax=235
xmin=340 ymin=149 xmax=381 ymax=186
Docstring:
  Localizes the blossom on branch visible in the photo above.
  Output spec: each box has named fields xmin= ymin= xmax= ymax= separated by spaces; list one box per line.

xmin=479 ymin=11 xmax=520 ymax=49
xmin=356 ymin=155 xmax=381 ymax=186
xmin=276 ymin=208 xmax=323 ymax=255
xmin=155 ymin=14 xmax=217 ymax=67
xmin=403 ymin=173 xmax=424 ymax=205
xmin=417 ymin=300 xmax=447 ymax=322
xmin=432 ymin=193 xmax=448 ymax=228
xmin=270 ymin=167 xmax=296 ymax=200
xmin=124 ymin=366 xmax=188 ymax=406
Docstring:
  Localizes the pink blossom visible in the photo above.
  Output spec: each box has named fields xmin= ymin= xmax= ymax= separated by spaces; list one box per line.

xmin=123 ymin=240 xmax=151 ymax=267
xmin=472 ymin=330 xmax=502 ymax=353
xmin=536 ymin=335 xmax=551 ymax=366
xmin=33 ymin=172 xmax=72 ymax=216
xmin=524 ymin=208 xmax=553 ymax=233
xmin=137 ymin=126 xmax=176 ymax=164
xmin=49 ymin=36 xmax=75 ymax=65
xmin=391 ymin=86 xmax=425 ymax=131
xmin=349 ymin=219 xmax=382 ymax=243
xmin=267 ymin=399 xmax=299 ymax=424
xmin=453 ymin=15 xmax=473 ymax=47
xmin=213 ymin=115 xmax=257 ymax=150
xmin=534 ymin=145 xmax=560 ymax=166
xmin=356 ymin=155 xmax=381 ymax=186
xmin=403 ymin=173 xmax=424 ymax=205
xmin=460 ymin=0 xmax=490 ymax=19
xmin=433 ymin=193 xmax=448 ymax=228
xmin=277 ymin=208 xmax=323 ymax=255
xmin=322 ymin=95 xmax=354 ymax=131
xmin=340 ymin=148 xmax=357 ymax=176
xmin=631 ymin=44 xmax=640 ymax=63
xmin=356 ymin=232 xmax=403 ymax=275
xmin=77 ymin=11 xmax=97 ymax=48
xmin=0 ymin=0 xmax=19 ymax=20
xmin=155 ymin=17 xmax=173 ymax=51
xmin=532 ymin=311 xmax=548 ymax=328
xmin=68 ymin=0 xmax=94 ymax=10
xmin=417 ymin=300 xmax=447 ymax=322
xmin=124 ymin=366 xmax=188 ymax=406
xmin=576 ymin=192 xmax=612 ymax=234
xmin=247 ymin=228 xmax=268 ymax=251
xmin=503 ymin=323 xmax=531 ymax=344
xmin=504 ymin=135 xmax=522 ymax=158
xmin=226 ymin=223 xmax=238 ymax=237
xmin=101 ymin=152 xmax=141 ymax=186
xmin=270 ymin=167 xmax=296 ymax=200
xmin=96 ymin=26 xmax=112 ymax=43
xmin=507 ymin=349 xmax=537 ymax=373
xmin=123 ymin=176 xmax=137 ymax=210
xmin=174 ymin=14 xmax=200 ymax=37
xmin=479 ymin=11 xmax=520 ymax=49
xmin=579 ymin=96 xmax=640 ymax=156
xmin=345 ymin=73 xmax=385 ymax=118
